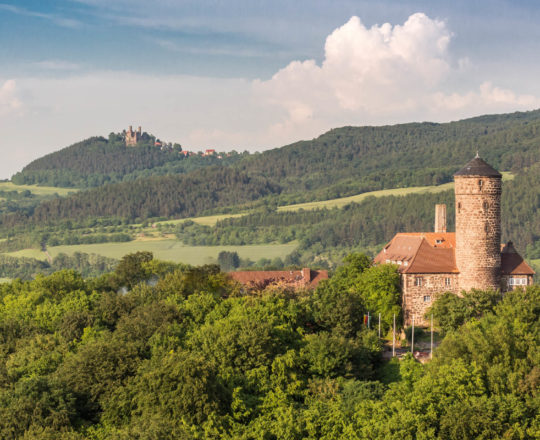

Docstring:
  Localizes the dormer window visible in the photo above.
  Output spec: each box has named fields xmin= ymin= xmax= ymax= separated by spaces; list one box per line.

xmin=436 ymin=239 xmax=443 ymax=244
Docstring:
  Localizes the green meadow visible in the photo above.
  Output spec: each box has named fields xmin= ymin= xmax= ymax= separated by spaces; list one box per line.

xmin=0 ymin=181 xmax=76 ymax=197
xmin=8 ymin=241 xmax=298 ymax=266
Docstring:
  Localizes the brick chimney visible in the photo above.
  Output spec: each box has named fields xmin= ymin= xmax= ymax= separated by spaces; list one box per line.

xmin=434 ymin=204 xmax=447 ymax=233
xmin=302 ymin=268 xmax=311 ymax=285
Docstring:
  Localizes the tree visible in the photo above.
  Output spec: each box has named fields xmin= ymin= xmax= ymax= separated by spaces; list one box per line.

xmin=217 ymin=251 xmax=240 ymax=271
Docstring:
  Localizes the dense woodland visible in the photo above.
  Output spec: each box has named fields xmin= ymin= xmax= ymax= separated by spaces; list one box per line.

xmin=0 ymin=253 xmax=537 ymax=439
xmin=12 ymin=134 xmax=245 ymax=188
xmin=2 ymin=168 xmax=280 ymax=226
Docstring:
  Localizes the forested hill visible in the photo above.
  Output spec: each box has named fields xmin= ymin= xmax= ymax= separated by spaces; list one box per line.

xmin=238 ymin=109 xmax=540 ymax=200
xmin=1 ymin=167 xmax=280 ymax=226
xmin=11 ymin=109 xmax=540 ymax=196
xmin=11 ymin=134 xmax=245 ymax=188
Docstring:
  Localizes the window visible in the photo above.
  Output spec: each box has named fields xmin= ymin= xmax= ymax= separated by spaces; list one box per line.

xmin=484 ymin=223 xmax=489 ymax=233
xmin=445 ymin=277 xmax=451 ymax=286
xmin=397 ymin=260 xmax=402 ymax=265
xmin=508 ymin=277 xmax=527 ymax=286
xmin=423 ymin=295 xmax=431 ymax=302
xmin=478 ymin=179 xmax=483 ymax=191
xmin=414 ymin=277 xmax=423 ymax=287
xmin=483 ymin=201 xmax=489 ymax=212
xmin=457 ymin=202 xmax=462 ymax=214
xmin=404 ymin=261 xmax=409 ymax=266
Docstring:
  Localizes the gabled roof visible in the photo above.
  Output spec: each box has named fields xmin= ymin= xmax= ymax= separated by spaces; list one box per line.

xmin=501 ymin=242 xmax=535 ymax=275
xmin=375 ymin=234 xmax=535 ymax=276
xmin=454 ymin=155 xmax=502 ymax=178
xmin=374 ymin=232 xmax=458 ymax=274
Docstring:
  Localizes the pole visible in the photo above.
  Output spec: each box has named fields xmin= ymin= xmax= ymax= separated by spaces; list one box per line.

xmin=367 ymin=311 xmax=370 ymax=329
xmin=392 ymin=313 xmax=395 ymax=357
xmin=378 ymin=313 xmax=381 ymax=338
xmin=430 ymin=314 xmax=433 ymax=359
xmin=411 ymin=315 xmax=415 ymax=354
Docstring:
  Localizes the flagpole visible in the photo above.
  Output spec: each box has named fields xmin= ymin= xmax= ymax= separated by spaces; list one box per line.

xmin=411 ymin=315 xmax=415 ymax=354
xmin=378 ymin=313 xmax=381 ymax=338
xmin=392 ymin=313 xmax=395 ymax=357
xmin=430 ymin=313 xmax=433 ymax=360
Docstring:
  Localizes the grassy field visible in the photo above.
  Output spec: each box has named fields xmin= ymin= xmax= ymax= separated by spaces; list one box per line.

xmin=8 ymin=241 xmax=298 ymax=266
xmin=0 ymin=278 xmax=11 ymax=283
xmin=0 ymin=181 xmax=76 ymax=197
xmin=278 ymin=172 xmax=515 ymax=213
xmin=278 ymin=183 xmax=455 ymax=212
xmin=153 ymin=213 xmax=248 ymax=227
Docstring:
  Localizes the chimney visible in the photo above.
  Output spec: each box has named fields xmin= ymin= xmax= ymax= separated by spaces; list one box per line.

xmin=434 ymin=204 xmax=446 ymax=233
xmin=302 ymin=268 xmax=311 ymax=284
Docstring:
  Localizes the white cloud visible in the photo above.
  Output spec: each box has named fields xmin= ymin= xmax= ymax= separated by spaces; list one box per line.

xmin=254 ymin=13 xmax=539 ymax=130
xmin=0 ymin=79 xmax=23 ymax=116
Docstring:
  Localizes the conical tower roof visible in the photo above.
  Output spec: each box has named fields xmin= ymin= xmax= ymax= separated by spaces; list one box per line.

xmin=454 ymin=153 xmax=502 ymax=177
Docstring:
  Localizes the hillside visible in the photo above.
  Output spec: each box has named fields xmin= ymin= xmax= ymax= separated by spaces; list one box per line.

xmin=238 ymin=109 xmax=540 ymax=202
xmin=2 ymin=109 xmax=539 ymax=276
xmin=1 ymin=167 xmax=280 ymax=227
xmin=12 ymin=134 xmax=245 ymax=188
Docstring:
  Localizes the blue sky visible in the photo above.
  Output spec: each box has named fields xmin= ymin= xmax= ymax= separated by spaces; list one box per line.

xmin=1 ymin=0 xmax=540 ymax=178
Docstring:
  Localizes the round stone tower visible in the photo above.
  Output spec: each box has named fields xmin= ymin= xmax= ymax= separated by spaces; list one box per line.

xmin=454 ymin=154 xmax=502 ymax=291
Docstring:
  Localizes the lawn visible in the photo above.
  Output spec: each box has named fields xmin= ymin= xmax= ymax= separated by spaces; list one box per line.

xmin=8 ymin=241 xmax=298 ymax=266
xmin=0 ymin=181 xmax=76 ymax=197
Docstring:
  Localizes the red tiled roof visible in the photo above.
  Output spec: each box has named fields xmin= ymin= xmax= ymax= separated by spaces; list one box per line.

xmin=501 ymin=242 xmax=535 ymax=275
xmin=229 ymin=268 xmax=328 ymax=290
xmin=375 ymin=234 xmax=535 ymax=276
xmin=374 ymin=232 xmax=458 ymax=274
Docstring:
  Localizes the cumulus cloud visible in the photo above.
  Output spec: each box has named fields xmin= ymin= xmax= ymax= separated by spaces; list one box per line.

xmin=254 ymin=13 xmax=539 ymax=131
xmin=0 ymin=79 xmax=23 ymax=116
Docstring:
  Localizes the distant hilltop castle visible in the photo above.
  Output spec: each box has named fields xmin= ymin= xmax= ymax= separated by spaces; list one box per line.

xmin=125 ymin=125 xmax=142 ymax=146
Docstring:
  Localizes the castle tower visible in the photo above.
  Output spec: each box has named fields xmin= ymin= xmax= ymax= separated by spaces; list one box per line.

xmin=454 ymin=154 xmax=502 ymax=291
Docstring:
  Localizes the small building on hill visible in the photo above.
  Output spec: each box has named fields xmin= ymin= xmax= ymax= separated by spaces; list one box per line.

xmin=229 ymin=268 xmax=328 ymax=291
xmin=125 ymin=125 xmax=142 ymax=146
xmin=374 ymin=155 xmax=534 ymax=326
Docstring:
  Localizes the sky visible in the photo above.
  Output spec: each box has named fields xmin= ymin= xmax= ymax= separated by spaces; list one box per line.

xmin=1 ymin=0 xmax=540 ymax=178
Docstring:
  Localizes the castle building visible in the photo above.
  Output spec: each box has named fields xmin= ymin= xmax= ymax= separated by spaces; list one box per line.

xmin=374 ymin=155 xmax=534 ymax=326
xmin=125 ymin=125 xmax=142 ymax=146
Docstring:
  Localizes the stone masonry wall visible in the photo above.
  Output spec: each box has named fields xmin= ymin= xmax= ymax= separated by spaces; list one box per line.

xmin=455 ymin=175 xmax=501 ymax=291
xmin=402 ymin=273 xmax=460 ymax=326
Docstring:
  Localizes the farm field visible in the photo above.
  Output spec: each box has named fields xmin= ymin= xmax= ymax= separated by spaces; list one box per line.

xmin=278 ymin=172 xmax=514 ymax=213
xmin=278 ymin=183 xmax=455 ymax=212
xmin=0 ymin=278 xmax=11 ymax=283
xmin=7 ymin=241 xmax=298 ymax=266
xmin=153 ymin=213 xmax=248 ymax=227
xmin=0 ymin=181 xmax=76 ymax=197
